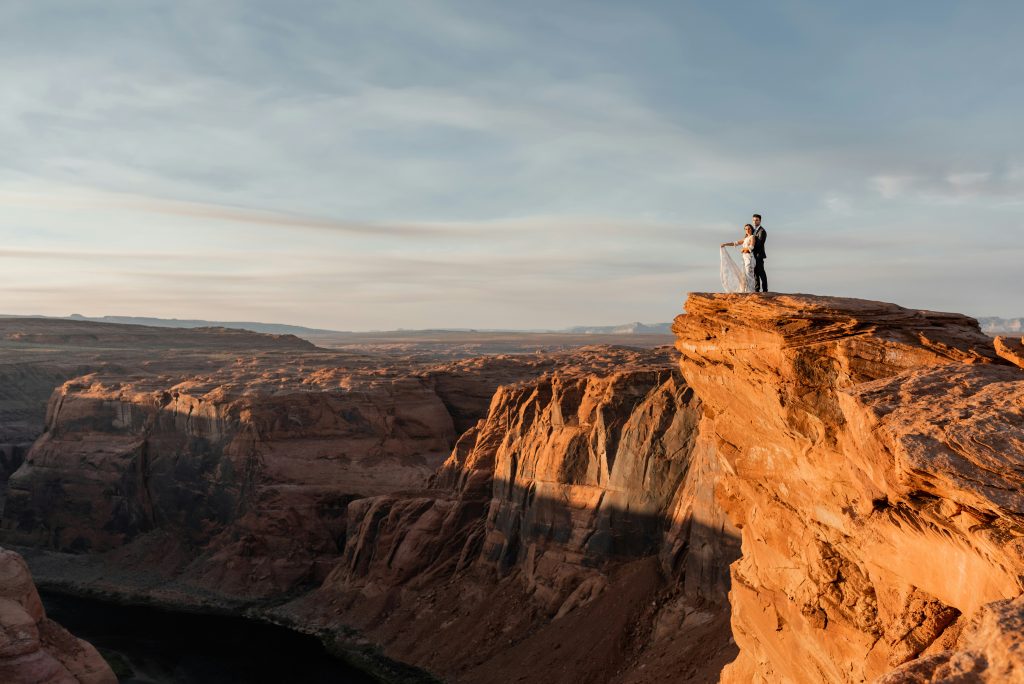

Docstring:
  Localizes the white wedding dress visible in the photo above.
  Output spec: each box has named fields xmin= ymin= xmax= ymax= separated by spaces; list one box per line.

xmin=719 ymin=236 xmax=756 ymax=293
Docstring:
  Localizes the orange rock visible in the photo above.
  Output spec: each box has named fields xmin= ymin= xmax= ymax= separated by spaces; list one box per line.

xmin=878 ymin=594 xmax=1024 ymax=683
xmin=286 ymin=347 xmax=740 ymax=683
xmin=995 ymin=335 xmax=1024 ymax=369
xmin=0 ymin=548 xmax=115 ymax=683
xmin=673 ymin=293 xmax=1023 ymax=683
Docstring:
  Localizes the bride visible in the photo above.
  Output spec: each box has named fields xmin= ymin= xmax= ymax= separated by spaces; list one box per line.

xmin=720 ymin=224 xmax=756 ymax=293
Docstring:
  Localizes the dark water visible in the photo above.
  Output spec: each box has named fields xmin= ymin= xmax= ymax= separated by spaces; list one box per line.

xmin=41 ymin=592 xmax=379 ymax=684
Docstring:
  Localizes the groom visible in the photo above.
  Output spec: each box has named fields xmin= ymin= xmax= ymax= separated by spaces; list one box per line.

xmin=752 ymin=213 xmax=768 ymax=292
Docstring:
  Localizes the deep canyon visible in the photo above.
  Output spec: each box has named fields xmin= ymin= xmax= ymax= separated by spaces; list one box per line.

xmin=1 ymin=296 xmax=1022 ymax=683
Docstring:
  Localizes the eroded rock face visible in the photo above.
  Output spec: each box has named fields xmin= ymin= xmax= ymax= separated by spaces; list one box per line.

xmin=0 ymin=547 xmax=115 ymax=684
xmin=878 ymin=594 xmax=1024 ymax=683
xmin=673 ymin=293 xmax=1023 ymax=683
xmin=995 ymin=335 xmax=1024 ymax=369
xmin=477 ymin=368 xmax=713 ymax=611
xmin=1 ymin=319 xmax=733 ymax=682
xmin=3 ymin=373 xmax=455 ymax=596
xmin=0 ymin=351 xmax=576 ymax=600
xmin=293 ymin=347 xmax=740 ymax=683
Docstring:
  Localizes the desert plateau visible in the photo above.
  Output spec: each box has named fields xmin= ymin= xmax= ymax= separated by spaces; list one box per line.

xmin=0 ymin=295 xmax=1021 ymax=682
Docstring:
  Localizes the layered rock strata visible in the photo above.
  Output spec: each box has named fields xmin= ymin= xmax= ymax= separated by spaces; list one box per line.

xmin=0 ymin=546 xmax=114 ymax=683
xmin=1 ymin=350 xmax=588 ymax=601
xmin=1 ymin=318 xmax=727 ymax=682
xmin=12 ymin=298 xmax=1023 ymax=682
xmin=673 ymin=293 xmax=1023 ymax=683
xmin=0 ymin=317 xmax=332 ymax=499
xmin=284 ymin=350 xmax=739 ymax=683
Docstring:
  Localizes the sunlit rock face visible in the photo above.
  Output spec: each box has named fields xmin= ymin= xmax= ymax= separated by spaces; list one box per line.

xmin=0 ymin=547 xmax=115 ymax=684
xmin=995 ymin=335 xmax=1024 ymax=369
xmin=673 ymin=292 xmax=1024 ymax=683
xmin=332 ymin=352 xmax=727 ymax=603
xmin=12 ymin=298 xmax=1023 ymax=683
xmin=302 ymin=347 xmax=741 ymax=684
xmin=0 ymin=350 xmax=565 ymax=600
xmin=0 ymin=320 xmax=743 ymax=682
xmin=476 ymin=367 xmax=720 ymax=608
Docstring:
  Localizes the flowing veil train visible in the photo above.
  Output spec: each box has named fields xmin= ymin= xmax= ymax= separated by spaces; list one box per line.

xmin=719 ymin=246 xmax=746 ymax=293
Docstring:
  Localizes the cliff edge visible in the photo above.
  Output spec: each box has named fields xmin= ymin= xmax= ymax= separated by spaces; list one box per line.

xmin=673 ymin=293 xmax=1023 ymax=683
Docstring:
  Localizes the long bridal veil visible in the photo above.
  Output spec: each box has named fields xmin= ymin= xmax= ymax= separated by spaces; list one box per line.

xmin=719 ymin=247 xmax=746 ymax=293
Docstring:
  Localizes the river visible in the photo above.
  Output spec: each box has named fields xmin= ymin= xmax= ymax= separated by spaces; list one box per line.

xmin=41 ymin=591 xmax=379 ymax=683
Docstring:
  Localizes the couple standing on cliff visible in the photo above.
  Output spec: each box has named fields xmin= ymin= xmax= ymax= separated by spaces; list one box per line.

xmin=720 ymin=213 xmax=768 ymax=293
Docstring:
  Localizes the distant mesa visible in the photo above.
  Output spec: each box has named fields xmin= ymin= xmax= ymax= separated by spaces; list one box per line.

xmin=64 ymin=313 xmax=340 ymax=336
xmin=0 ymin=316 xmax=318 ymax=351
xmin=1 ymin=313 xmax=676 ymax=338
xmin=2 ymin=312 xmax=1020 ymax=338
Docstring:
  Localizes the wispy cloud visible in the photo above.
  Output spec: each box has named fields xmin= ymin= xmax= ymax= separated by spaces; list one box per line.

xmin=869 ymin=165 xmax=1024 ymax=204
xmin=1 ymin=1 xmax=1023 ymax=326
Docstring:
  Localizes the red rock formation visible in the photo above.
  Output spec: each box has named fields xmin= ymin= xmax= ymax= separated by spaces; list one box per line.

xmin=995 ymin=335 xmax=1024 ymax=369
xmin=1 ymin=345 xmax=660 ymax=603
xmin=3 ymin=372 xmax=457 ymax=596
xmin=878 ymin=594 xmax=1024 ymax=683
xmin=0 ymin=547 xmax=114 ymax=683
xmin=673 ymin=293 xmax=1022 ymax=683
xmin=3 ymin=319 xmax=722 ymax=681
xmin=285 ymin=348 xmax=739 ymax=683
xmin=11 ymin=297 xmax=1022 ymax=683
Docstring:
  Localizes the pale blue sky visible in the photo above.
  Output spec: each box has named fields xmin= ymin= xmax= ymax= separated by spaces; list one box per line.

xmin=1 ymin=1 xmax=1021 ymax=329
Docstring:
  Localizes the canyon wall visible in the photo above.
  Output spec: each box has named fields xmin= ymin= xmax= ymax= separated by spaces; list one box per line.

xmin=673 ymin=293 xmax=1024 ymax=683
xmin=2 ymin=372 xmax=457 ymax=598
xmin=284 ymin=351 xmax=740 ymax=683
xmin=0 ymin=546 xmax=114 ymax=683
xmin=0 ymin=350 xmax=578 ymax=602
xmin=5 ymin=300 xmax=1023 ymax=683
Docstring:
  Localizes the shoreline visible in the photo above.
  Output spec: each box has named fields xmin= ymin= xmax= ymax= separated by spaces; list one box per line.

xmin=18 ymin=546 xmax=442 ymax=684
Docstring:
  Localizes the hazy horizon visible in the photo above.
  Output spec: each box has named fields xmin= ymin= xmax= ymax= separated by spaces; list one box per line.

xmin=3 ymin=2 xmax=1023 ymax=329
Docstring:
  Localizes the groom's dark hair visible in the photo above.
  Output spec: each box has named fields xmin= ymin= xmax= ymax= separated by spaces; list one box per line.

xmin=752 ymin=213 xmax=762 ymax=220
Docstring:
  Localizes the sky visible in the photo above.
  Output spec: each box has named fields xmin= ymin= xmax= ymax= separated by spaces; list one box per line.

xmin=1 ymin=1 xmax=1022 ymax=330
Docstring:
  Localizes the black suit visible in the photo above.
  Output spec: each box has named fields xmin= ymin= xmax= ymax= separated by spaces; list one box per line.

xmin=752 ymin=226 xmax=768 ymax=292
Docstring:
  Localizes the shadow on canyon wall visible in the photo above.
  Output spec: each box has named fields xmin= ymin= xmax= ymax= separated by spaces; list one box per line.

xmin=313 ymin=478 xmax=742 ymax=684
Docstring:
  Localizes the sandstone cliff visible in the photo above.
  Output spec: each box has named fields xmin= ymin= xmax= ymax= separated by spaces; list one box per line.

xmin=0 ymin=546 xmax=114 ymax=683
xmin=5 ymin=299 xmax=1023 ymax=683
xmin=282 ymin=347 xmax=739 ymax=683
xmin=673 ymin=293 xmax=1023 ymax=683
xmin=0 ymin=317 xmax=327 ymax=505
xmin=1 ymin=349 xmax=584 ymax=602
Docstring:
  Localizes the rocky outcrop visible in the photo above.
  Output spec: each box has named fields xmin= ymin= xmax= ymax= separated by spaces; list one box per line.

xmin=3 ymin=372 xmax=456 ymax=597
xmin=1 ymin=345 xmax=662 ymax=605
xmin=11 ymin=296 xmax=1023 ymax=683
xmin=673 ymin=293 xmax=1023 ymax=683
xmin=0 ymin=317 xmax=328 ymax=501
xmin=0 ymin=546 xmax=114 ymax=683
xmin=284 ymin=347 xmax=739 ymax=683
xmin=995 ymin=335 xmax=1024 ymax=369
xmin=2 ymin=319 xmax=735 ymax=681
xmin=878 ymin=593 xmax=1024 ymax=683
